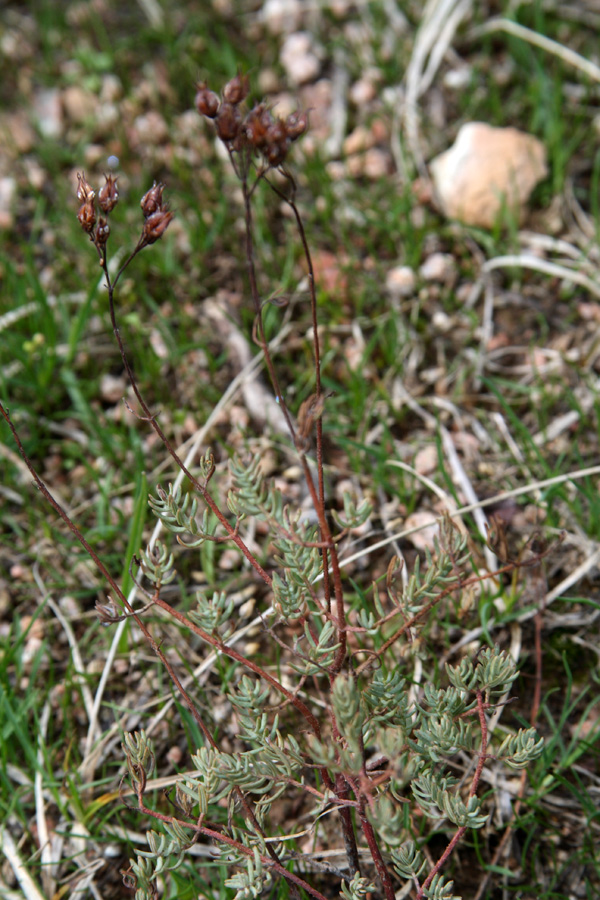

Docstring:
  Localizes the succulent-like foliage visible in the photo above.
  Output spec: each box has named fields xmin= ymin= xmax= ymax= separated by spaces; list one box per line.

xmin=189 ymin=589 xmax=235 ymax=635
xmin=332 ymin=492 xmax=372 ymax=530
xmin=139 ymin=540 xmax=176 ymax=587
xmin=340 ymin=873 xmax=377 ymax=900
xmin=497 ymin=727 xmax=545 ymax=768
xmin=224 ymin=846 xmax=273 ymax=900
xmin=227 ymin=454 xmax=284 ymax=523
xmin=149 ymin=483 xmax=216 ymax=547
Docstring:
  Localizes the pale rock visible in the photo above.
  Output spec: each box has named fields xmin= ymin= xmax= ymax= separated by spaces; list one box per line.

xmin=262 ymin=0 xmax=303 ymax=34
xmin=134 ymin=110 xmax=169 ymax=144
xmin=430 ymin=123 xmax=547 ymax=228
xmin=343 ymin=125 xmax=375 ymax=156
xmin=363 ymin=148 xmax=390 ymax=179
xmin=432 ymin=310 xmax=452 ymax=332
xmin=419 ymin=252 xmax=456 ymax=284
xmin=100 ymin=373 xmax=126 ymax=404
xmin=0 ymin=177 xmax=16 ymax=229
xmin=443 ymin=66 xmax=472 ymax=90
xmin=258 ymin=68 xmax=280 ymax=94
xmin=349 ymin=76 xmax=377 ymax=106
xmin=326 ymin=159 xmax=346 ymax=181
xmin=404 ymin=511 xmax=439 ymax=552
xmin=386 ymin=265 xmax=416 ymax=297
xmin=414 ymin=445 xmax=438 ymax=476
xmin=4 ymin=112 xmax=36 ymax=153
xmin=100 ymin=73 xmax=123 ymax=103
xmin=63 ymin=85 xmax=96 ymax=123
xmin=280 ymin=32 xmax=321 ymax=85
xmin=96 ymin=102 xmax=119 ymax=130
xmin=33 ymin=87 xmax=62 ymax=138
xmin=330 ymin=0 xmax=351 ymax=14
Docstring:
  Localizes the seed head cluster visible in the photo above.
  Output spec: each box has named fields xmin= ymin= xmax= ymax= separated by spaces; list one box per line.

xmin=76 ymin=171 xmax=173 ymax=250
xmin=195 ymin=74 xmax=308 ymax=167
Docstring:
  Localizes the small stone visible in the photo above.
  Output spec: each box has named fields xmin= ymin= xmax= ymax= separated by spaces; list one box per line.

xmin=262 ymin=0 xmax=303 ymax=34
xmin=363 ymin=148 xmax=390 ymax=179
xmin=133 ymin=110 xmax=169 ymax=144
xmin=404 ymin=511 xmax=439 ymax=552
xmin=280 ymin=32 xmax=321 ymax=85
xmin=443 ymin=66 xmax=472 ymax=90
xmin=100 ymin=373 xmax=126 ymax=404
xmin=419 ymin=252 xmax=456 ymax=284
xmin=0 ymin=177 xmax=16 ymax=230
xmin=63 ymin=85 xmax=96 ymax=123
xmin=386 ymin=265 xmax=416 ymax=297
xmin=23 ymin=158 xmax=45 ymax=191
xmin=100 ymin=73 xmax=122 ymax=103
xmin=349 ymin=76 xmax=377 ymax=106
xmin=258 ymin=68 xmax=280 ymax=94
xmin=414 ymin=445 xmax=438 ymax=476
xmin=166 ymin=745 xmax=182 ymax=766
xmin=4 ymin=112 xmax=36 ymax=153
xmin=432 ymin=310 xmax=452 ymax=332
xmin=33 ymin=87 xmax=63 ymax=138
xmin=343 ymin=125 xmax=375 ymax=156
xmin=430 ymin=122 xmax=547 ymax=228
xmin=238 ymin=597 xmax=256 ymax=619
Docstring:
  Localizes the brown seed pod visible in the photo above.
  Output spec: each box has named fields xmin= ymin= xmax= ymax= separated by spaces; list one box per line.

xmin=195 ymin=83 xmax=220 ymax=118
xmin=244 ymin=104 xmax=270 ymax=148
xmin=96 ymin=216 xmax=110 ymax=246
xmin=215 ymin=102 xmax=242 ymax=142
xmin=142 ymin=208 xmax=174 ymax=245
xmin=285 ymin=109 xmax=309 ymax=140
xmin=98 ymin=174 xmax=119 ymax=214
xmin=77 ymin=197 xmax=97 ymax=234
xmin=223 ymin=72 xmax=249 ymax=105
xmin=140 ymin=182 xmax=165 ymax=218
xmin=76 ymin=172 xmax=95 ymax=202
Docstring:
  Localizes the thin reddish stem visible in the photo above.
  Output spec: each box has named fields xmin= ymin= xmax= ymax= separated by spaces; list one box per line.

xmin=104 ymin=267 xmax=271 ymax=587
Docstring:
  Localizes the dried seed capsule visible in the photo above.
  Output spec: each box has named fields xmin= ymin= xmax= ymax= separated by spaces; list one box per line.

xmin=140 ymin=182 xmax=165 ymax=217
xmin=195 ymin=82 xmax=220 ymax=118
xmin=77 ymin=197 xmax=96 ymax=234
xmin=266 ymin=120 xmax=287 ymax=145
xmin=215 ymin=102 xmax=242 ymax=142
xmin=96 ymin=216 xmax=110 ymax=246
xmin=76 ymin=172 xmax=95 ymax=202
xmin=142 ymin=207 xmax=174 ymax=244
xmin=244 ymin=104 xmax=271 ymax=148
xmin=265 ymin=141 xmax=288 ymax=166
xmin=98 ymin=174 xmax=119 ymax=214
xmin=223 ymin=72 xmax=249 ymax=105
xmin=285 ymin=109 xmax=308 ymax=140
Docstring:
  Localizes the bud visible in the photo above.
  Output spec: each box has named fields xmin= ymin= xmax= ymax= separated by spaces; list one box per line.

xmin=285 ymin=109 xmax=308 ymax=141
xmin=223 ymin=72 xmax=249 ymax=105
xmin=77 ymin=197 xmax=96 ymax=234
xmin=141 ymin=208 xmax=174 ymax=245
xmin=195 ymin=82 xmax=220 ymax=118
xmin=96 ymin=216 xmax=110 ymax=246
xmin=140 ymin=182 xmax=165 ymax=217
xmin=214 ymin=102 xmax=242 ymax=142
xmin=76 ymin=172 xmax=95 ymax=202
xmin=98 ymin=174 xmax=119 ymax=214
